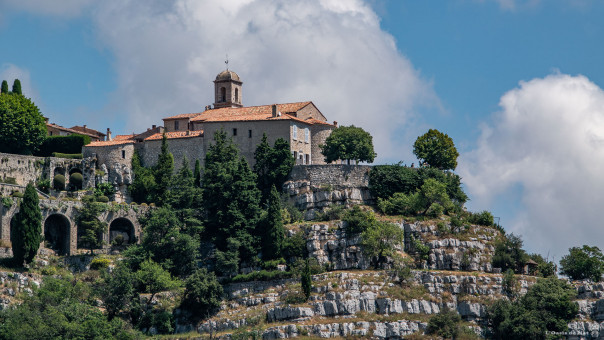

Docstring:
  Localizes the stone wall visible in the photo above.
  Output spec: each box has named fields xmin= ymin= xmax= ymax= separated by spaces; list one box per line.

xmin=310 ymin=124 xmax=332 ymax=165
xmin=137 ymin=135 xmax=204 ymax=171
xmin=283 ymin=165 xmax=373 ymax=218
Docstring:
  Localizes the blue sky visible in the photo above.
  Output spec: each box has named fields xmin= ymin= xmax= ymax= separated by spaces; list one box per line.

xmin=1 ymin=0 xmax=604 ymax=261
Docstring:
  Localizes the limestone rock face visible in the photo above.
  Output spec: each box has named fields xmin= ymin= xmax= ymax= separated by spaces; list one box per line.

xmin=304 ymin=223 xmax=371 ymax=270
xmin=266 ymin=307 xmax=315 ymax=322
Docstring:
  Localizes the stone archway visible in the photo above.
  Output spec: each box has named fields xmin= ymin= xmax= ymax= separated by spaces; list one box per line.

xmin=44 ymin=214 xmax=71 ymax=255
xmin=109 ymin=217 xmax=135 ymax=246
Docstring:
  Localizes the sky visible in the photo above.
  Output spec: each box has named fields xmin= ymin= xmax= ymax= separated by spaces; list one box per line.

xmin=1 ymin=0 xmax=604 ymax=262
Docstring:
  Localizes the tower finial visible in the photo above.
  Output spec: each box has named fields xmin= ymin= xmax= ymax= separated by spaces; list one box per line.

xmin=225 ymin=54 xmax=229 ymax=71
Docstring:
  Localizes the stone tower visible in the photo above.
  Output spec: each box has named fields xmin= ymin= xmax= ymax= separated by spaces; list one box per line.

xmin=213 ymin=69 xmax=243 ymax=109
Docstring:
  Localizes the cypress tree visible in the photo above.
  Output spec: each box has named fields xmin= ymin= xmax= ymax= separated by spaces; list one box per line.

xmin=1 ymin=80 xmax=8 ymax=94
xmin=154 ymin=133 xmax=174 ymax=206
xmin=193 ymin=159 xmax=201 ymax=187
xmin=262 ymin=185 xmax=284 ymax=260
xmin=11 ymin=183 xmax=42 ymax=265
xmin=12 ymin=79 xmax=22 ymax=95
xmin=301 ymin=259 xmax=312 ymax=300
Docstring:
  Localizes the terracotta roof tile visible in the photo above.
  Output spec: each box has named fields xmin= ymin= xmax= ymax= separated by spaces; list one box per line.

xmin=144 ymin=130 xmax=203 ymax=141
xmin=47 ymin=123 xmax=100 ymax=138
xmin=114 ymin=134 xmax=135 ymax=141
xmin=70 ymin=125 xmax=106 ymax=137
xmin=189 ymin=102 xmax=314 ymax=123
xmin=86 ymin=139 xmax=135 ymax=147
xmin=163 ymin=112 xmax=200 ymax=121
xmin=305 ymin=118 xmax=336 ymax=127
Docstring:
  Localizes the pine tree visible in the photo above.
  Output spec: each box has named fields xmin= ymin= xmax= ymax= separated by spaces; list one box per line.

xmin=154 ymin=133 xmax=174 ymax=206
xmin=12 ymin=79 xmax=22 ymax=95
xmin=1 ymin=80 xmax=8 ymax=94
xmin=11 ymin=183 xmax=42 ymax=265
xmin=193 ymin=159 xmax=202 ymax=187
xmin=262 ymin=185 xmax=285 ymax=260
xmin=254 ymin=134 xmax=295 ymax=201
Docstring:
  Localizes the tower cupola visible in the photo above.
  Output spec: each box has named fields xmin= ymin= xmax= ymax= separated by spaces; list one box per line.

xmin=213 ymin=69 xmax=243 ymax=108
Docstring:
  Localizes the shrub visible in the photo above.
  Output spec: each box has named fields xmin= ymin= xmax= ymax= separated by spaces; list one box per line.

xmin=182 ymin=268 xmax=223 ymax=315
xmin=282 ymin=231 xmax=307 ymax=260
xmin=112 ymin=234 xmax=125 ymax=246
xmin=94 ymin=183 xmax=115 ymax=197
xmin=314 ymin=204 xmax=346 ymax=221
xmin=53 ymin=174 xmax=65 ymax=191
xmin=36 ymin=134 xmax=91 ymax=156
xmin=560 ymin=245 xmax=604 ymax=281
xmin=468 ymin=210 xmax=494 ymax=226
xmin=90 ymin=257 xmax=110 ymax=270
xmin=230 ymin=270 xmax=293 ymax=283
xmin=426 ymin=202 xmax=444 ymax=217
xmin=51 ymin=153 xmax=83 ymax=159
xmin=36 ymin=179 xmax=51 ymax=194
xmin=82 ymin=195 xmax=95 ymax=203
xmin=96 ymin=195 xmax=109 ymax=203
xmin=1 ymin=177 xmax=17 ymax=184
xmin=427 ymin=308 xmax=463 ymax=339
xmin=342 ymin=205 xmax=376 ymax=234
xmin=1 ymin=196 xmax=13 ymax=208
xmin=69 ymin=173 xmax=83 ymax=190
xmin=11 ymin=191 xmax=24 ymax=198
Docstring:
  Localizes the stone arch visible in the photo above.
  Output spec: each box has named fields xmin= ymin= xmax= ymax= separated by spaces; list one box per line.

xmin=77 ymin=217 xmax=103 ymax=250
xmin=54 ymin=166 xmax=66 ymax=177
xmin=109 ymin=217 xmax=135 ymax=246
xmin=69 ymin=167 xmax=82 ymax=175
xmin=44 ymin=214 xmax=71 ymax=255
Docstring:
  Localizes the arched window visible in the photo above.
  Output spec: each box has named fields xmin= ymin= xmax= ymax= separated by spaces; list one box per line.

xmin=220 ymin=87 xmax=226 ymax=102
xmin=235 ymin=88 xmax=239 ymax=102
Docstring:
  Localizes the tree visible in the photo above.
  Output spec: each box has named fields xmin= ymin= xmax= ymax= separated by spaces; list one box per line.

xmin=254 ymin=134 xmax=295 ymax=200
xmin=301 ymin=259 xmax=312 ymax=301
xmin=1 ymin=80 xmax=8 ymax=94
xmin=76 ymin=200 xmax=107 ymax=254
xmin=0 ymin=93 xmax=47 ymax=155
xmin=193 ymin=159 xmax=202 ymax=187
xmin=427 ymin=308 xmax=466 ymax=339
xmin=560 ymin=245 xmax=604 ymax=281
xmin=11 ymin=79 xmax=22 ymax=95
xmin=320 ymin=125 xmax=376 ymax=164
xmin=361 ymin=220 xmax=404 ymax=268
xmin=413 ymin=129 xmax=459 ymax=170
xmin=182 ymin=268 xmax=223 ymax=316
xmin=492 ymin=233 xmax=527 ymax=273
xmin=129 ymin=150 xmax=156 ymax=203
xmin=261 ymin=185 xmax=285 ymax=260
xmin=168 ymin=156 xmax=203 ymax=237
xmin=98 ymin=263 xmax=136 ymax=320
xmin=11 ymin=183 xmax=42 ymax=265
xmin=135 ymin=259 xmax=180 ymax=304
xmin=153 ymin=133 xmax=174 ymax=206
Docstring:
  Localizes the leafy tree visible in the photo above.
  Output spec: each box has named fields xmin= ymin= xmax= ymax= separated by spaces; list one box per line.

xmin=153 ymin=133 xmax=174 ymax=206
xmin=301 ymin=259 xmax=312 ymax=300
xmin=426 ymin=308 xmax=465 ymax=339
xmin=77 ymin=201 xmax=107 ymax=254
xmin=320 ymin=125 xmax=376 ymax=164
xmin=413 ymin=129 xmax=459 ymax=170
xmin=254 ymin=134 xmax=295 ymax=200
xmin=203 ymin=130 xmax=262 ymax=261
xmin=488 ymin=278 xmax=578 ymax=340
xmin=168 ymin=156 xmax=203 ymax=236
xmin=215 ymin=238 xmax=240 ymax=277
xmin=0 ymin=93 xmax=46 ymax=155
xmin=560 ymin=245 xmax=604 ymax=281
xmin=528 ymin=253 xmax=557 ymax=278
xmin=182 ymin=268 xmax=223 ymax=317
xmin=135 ymin=259 xmax=180 ymax=304
xmin=261 ymin=185 xmax=285 ymax=260
xmin=342 ymin=205 xmax=377 ymax=235
xmin=129 ymin=150 xmax=156 ymax=203
xmin=11 ymin=79 xmax=22 ymax=95
xmin=193 ymin=159 xmax=202 ymax=187
xmin=361 ymin=220 xmax=404 ymax=268
xmin=1 ymin=80 xmax=8 ymax=94
xmin=11 ymin=183 xmax=42 ymax=265
xmin=492 ymin=233 xmax=527 ymax=273
xmin=97 ymin=263 xmax=137 ymax=320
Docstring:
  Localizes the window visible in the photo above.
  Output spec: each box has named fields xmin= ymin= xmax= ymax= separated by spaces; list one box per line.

xmin=299 ymin=151 xmax=304 ymax=164
xmin=293 ymin=125 xmax=298 ymax=140
xmin=220 ymin=87 xmax=226 ymax=102
xmin=304 ymin=128 xmax=309 ymax=143
xmin=122 ymin=150 xmax=126 ymax=159
xmin=305 ymin=154 xmax=310 ymax=164
xmin=174 ymin=120 xmax=179 ymax=131
xmin=293 ymin=151 xmax=298 ymax=160
xmin=233 ymin=128 xmax=237 ymax=136
xmin=235 ymin=88 xmax=239 ymax=102
xmin=248 ymin=129 xmax=252 ymax=138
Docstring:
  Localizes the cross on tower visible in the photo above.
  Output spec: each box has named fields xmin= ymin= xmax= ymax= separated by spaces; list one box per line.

xmin=225 ymin=54 xmax=229 ymax=71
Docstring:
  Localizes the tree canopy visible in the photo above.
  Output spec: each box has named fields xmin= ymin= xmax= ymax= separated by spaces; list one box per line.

xmin=0 ymin=92 xmax=47 ymax=155
xmin=560 ymin=245 xmax=604 ymax=281
xmin=11 ymin=79 xmax=22 ymax=95
xmin=254 ymin=134 xmax=295 ymax=201
xmin=320 ymin=125 xmax=376 ymax=164
xmin=413 ymin=129 xmax=459 ymax=170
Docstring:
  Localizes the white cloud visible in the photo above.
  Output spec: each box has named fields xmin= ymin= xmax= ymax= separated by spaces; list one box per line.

xmin=459 ymin=73 xmax=604 ymax=258
xmin=0 ymin=63 xmax=40 ymax=103
xmin=86 ymin=0 xmax=436 ymax=162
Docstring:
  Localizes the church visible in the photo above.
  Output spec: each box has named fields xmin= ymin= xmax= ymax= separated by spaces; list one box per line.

xmin=83 ymin=69 xmax=336 ymax=173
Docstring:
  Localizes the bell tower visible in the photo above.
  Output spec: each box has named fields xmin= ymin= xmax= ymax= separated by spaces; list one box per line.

xmin=213 ymin=67 xmax=243 ymax=109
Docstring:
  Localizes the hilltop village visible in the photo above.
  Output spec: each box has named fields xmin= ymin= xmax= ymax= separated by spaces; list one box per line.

xmin=0 ymin=75 xmax=602 ymax=339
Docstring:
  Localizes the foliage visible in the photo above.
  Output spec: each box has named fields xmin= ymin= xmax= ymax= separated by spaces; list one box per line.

xmin=0 ymin=92 xmax=47 ymax=155
xmin=166 ymin=156 xmax=203 ymax=236
xmin=0 ymin=276 xmax=138 ymax=339
xmin=314 ymin=203 xmax=346 ymax=221
xmin=182 ymin=268 xmax=224 ymax=316
xmin=261 ymin=185 xmax=285 ymax=260
xmin=342 ymin=205 xmax=377 ymax=235
xmin=69 ymin=172 xmax=83 ymax=190
xmin=96 ymin=195 xmax=109 ymax=203
xmin=51 ymin=152 xmax=83 ymax=159
xmin=320 ymin=125 xmax=377 ymax=164
xmin=1 ymin=197 xmax=13 ymax=208
xmin=215 ymin=237 xmax=240 ymax=277
xmin=77 ymin=200 xmax=108 ymax=254
xmin=203 ymin=130 xmax=262 ymax=262
xmin=413 ymin=129 xmax=459 ymax=170
xmin=560 ymin=245 xmax=604 ymax=281
xmin=502 ymin=269 xmax=520 ymax=299
xmin=36 ymin=178 xmax=51 ymax=194
xmin=254 ymin=134 xmax=295 ymax=200
xmin=90 ymin=257 xmax=111 ymax=270
xmin=492 ymin=233 xmax=527 ymax=273
xmin=528 ymin=253 xmax=557 ymax=278
xmin=230 ymin=270 xmax=294 ymax=283
xmin=10 ymin=191 xmax=23 ymax=198
xmin=153 ymin=133 xmax=174 ymax=206
xmin=11 ymin=79 xmax=22 ymax=95
xmin=301 ymin=259 xmax=313 ymax=300
xmin=468 ymin=210 xmax=494 ymax=226
xmin=0 ymin=80 xmax=7 ymax=94
xmin=135 ymin=259 xmax=181 ymax=303
xmin=94 ymin=182 xmax=115 ymax=198
xmin=11 ymin=183 xmax=42 ymax=265
xmin=426 ymin=307 xmax=469 ymax=339
xmin=37 ymin=135 xmax=91 ymax=156
xmin=487 ymin=278 xmax=578 ymax=340
xmin=53 ymin=174 xmax=65 ymax=191
xmin=412 ymin=236 xmax=431 ymax=262
xmin=129 ymin=150 xmax=156 ymax=204
xmin=193 ymin=159 xmax=201 ymax=187
xmin=282 ymin=231 xmax=307 ymax=261
xmin=361 ymin=220 xmax=404 ymax=268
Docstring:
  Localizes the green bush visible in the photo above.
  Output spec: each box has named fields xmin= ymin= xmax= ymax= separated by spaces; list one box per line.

xmin=342 ymin=205 xmax=376 ymax=234
xmin=1 ymin=177 xmax=17 ymax=184
xmin=314 ymin=204 xmax=346 ymax=221
xmin=1 ymin=196 xmax=13 ymax=208
xmin=69 ymin=173 xmax=83 ymax=190
xmin=53 ymin=174 xmax=65 ymax=191
xmin=230 ymin=270 xmax=293 ymax=283
xmin=378 ymin=192 xmax=419 ymax=216
xmin=468 ymin=210 xmax=494 ymax=226
xmin=282 ymin=231 xmax=307 ymax=260
xmin=36 ymin=179 xmax=51 ymax=194
xmin=90 ymin=257 xmax=110 ymax=270
xmin=426 ymin=202 xmax=444 ymax=217
xmin=94 ymin=183 xmax=115 ymax=197
xmin=82 ymin=195 xmax=95 ymax=203
xmin=51 ymin=153 xmax=83 ymax=159
xmin=11 ymin=191 xmax=24 ymax=198
xmin=96 ymin=195 xmax=109 ymax=203
xmin=36 ymin=134 xmax=91 ymax=156
xmin=426 ymin=308 xmax=463 ymax=339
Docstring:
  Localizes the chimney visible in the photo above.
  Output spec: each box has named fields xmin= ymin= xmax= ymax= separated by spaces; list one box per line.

xmin=83 ymin=124 xmax=87 ymax=129
xmin=333 ymin=121 xmax=338 ymax=127
xmin=106 ymin=128 xmax=112 ymax=141
xmin=272 ymin=104 xmax=277 ymax=118
xmin=152 ymin=125 xmax=156 ymax=129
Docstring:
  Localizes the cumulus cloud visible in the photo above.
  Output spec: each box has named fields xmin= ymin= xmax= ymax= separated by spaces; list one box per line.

xmin=459 ymin=73 xmax=604 ymax=258
xmin=87 ymin=0 xmax=436 ymax=161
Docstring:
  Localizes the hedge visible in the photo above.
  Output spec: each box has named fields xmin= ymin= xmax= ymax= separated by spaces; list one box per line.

xmin=36 ymin=135 xmax=91 ymax=157
xmin=53 ymin=174 xmax=65 ymax=191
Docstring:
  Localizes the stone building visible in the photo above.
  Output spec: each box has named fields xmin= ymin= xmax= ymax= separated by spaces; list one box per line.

xmin=84 ymin=69 xmax=335 ymax=173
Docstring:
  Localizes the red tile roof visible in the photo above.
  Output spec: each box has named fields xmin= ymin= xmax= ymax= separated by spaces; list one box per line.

xmin=163 ymin=112 xmax=199 ymax=121
xmin=46 ymin=123 xmax=101 ymax=139
xmin=86 ymin=139 xmax=135 ymax=147
xmin=70 ymin=125 xmax=106 ymax=137
xmin=144 ymin=130 xmax=203 ymax=141
xmin=113 ymin=134 xmax=135 ymax=141
xmin=189 ymin=102 xmax=316 ymax=123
